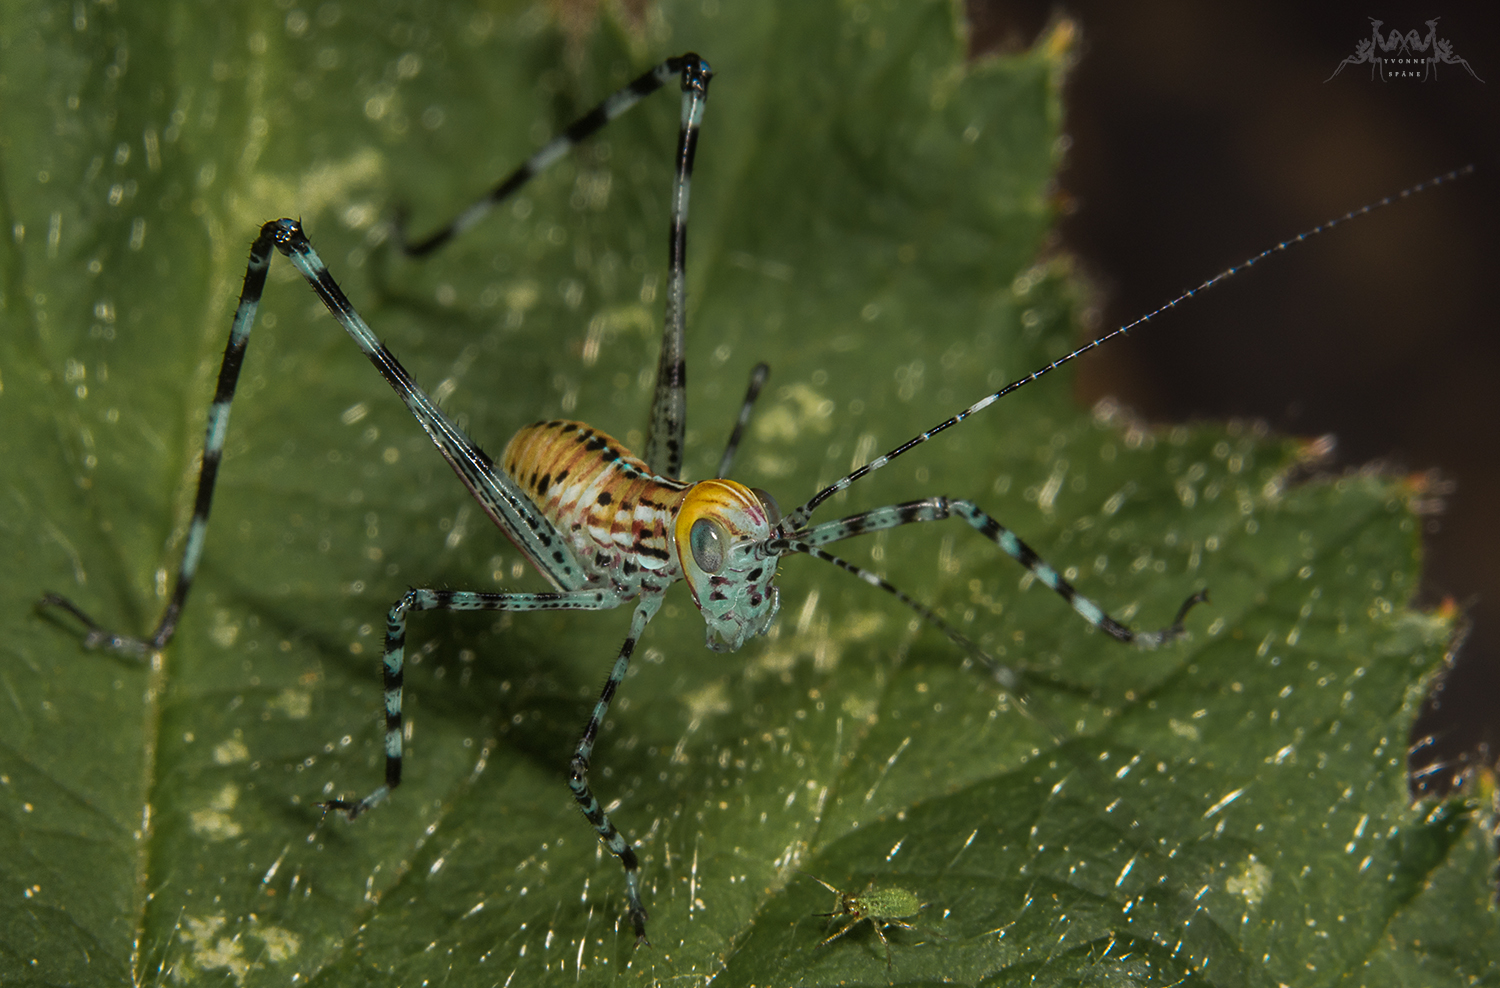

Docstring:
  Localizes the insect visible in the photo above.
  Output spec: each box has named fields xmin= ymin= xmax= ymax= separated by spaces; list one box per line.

xmin=37 ymin=48 xmax=1469 ymax=947
xmin=807 ymin=876 xmax=927 ymax=970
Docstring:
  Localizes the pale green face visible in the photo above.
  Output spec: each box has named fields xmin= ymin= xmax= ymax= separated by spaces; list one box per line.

xmin=672 ymin=479 xmax=783 ymax=651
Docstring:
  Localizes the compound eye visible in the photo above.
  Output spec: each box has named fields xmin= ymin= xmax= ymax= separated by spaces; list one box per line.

xmin=689 ymin=517 xmax=728 ymax=573
xmin=750 ymin=488 xmax=782 ymax=526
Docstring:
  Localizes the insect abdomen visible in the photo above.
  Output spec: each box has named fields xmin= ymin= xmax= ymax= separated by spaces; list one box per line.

xmin=503 ymin=420 xmax=690 ymax=585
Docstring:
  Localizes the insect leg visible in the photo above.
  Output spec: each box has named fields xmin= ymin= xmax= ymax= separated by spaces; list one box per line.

xmin=874 ymin=917 xmax=919 ymax=969
xmin=568 ymin=594 xmax=665 ymax=945
xmin=816 ymin=919 xmax=861 ymax=949
xmin=40 ymin=224 xmax=285 ymax=654
xmin=716 ymin=362 xmax=769 ymax=478
xmin=870 ymin=921 xmax=894 ymax=970
xmin=42 ymin=218 xmax=589 ymax=652
xmin=394 ymin=52 xmax=717 ymax=483
xmin=398 ymin=55 xmax=708 ymax=257
xmin=321 ymin=586 xmax=622 ymax=820
xmin=642 ymin=56 xmax=712 ymax=480
xmin=784 ymin=543 xmax=1020 ymax=689
xmin=270 ymin=220 xmax=591 ymax=587
xmin=781 ymin=497 xmax=1207 ymax=647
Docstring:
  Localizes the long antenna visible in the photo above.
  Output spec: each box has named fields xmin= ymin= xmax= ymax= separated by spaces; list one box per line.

xmin=779 ymin=165 xmax=1474 ymax=533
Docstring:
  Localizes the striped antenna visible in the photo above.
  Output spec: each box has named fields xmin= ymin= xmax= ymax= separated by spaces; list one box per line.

xmin=776 ymin=165 xmax=1475 ymax=535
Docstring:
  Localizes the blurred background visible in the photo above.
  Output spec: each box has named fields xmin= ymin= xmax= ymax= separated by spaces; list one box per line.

xmin=967 ymin=1 xmax=1498 ymax=792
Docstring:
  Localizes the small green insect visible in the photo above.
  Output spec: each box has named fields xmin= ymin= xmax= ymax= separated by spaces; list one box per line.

xmin=810 ymin=876 xmax=926 ymax=969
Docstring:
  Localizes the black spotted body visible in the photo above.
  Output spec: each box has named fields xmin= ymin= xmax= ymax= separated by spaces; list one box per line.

xmin=502 ymin=420 xmax=691 ymax=596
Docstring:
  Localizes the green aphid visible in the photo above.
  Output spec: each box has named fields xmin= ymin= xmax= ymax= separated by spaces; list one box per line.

xmin=810 ymin=876 xmax=925 ymax=969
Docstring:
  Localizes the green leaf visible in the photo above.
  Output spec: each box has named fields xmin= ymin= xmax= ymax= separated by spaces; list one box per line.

xmin=2 ymin=1 xmax=1492 ymax=985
